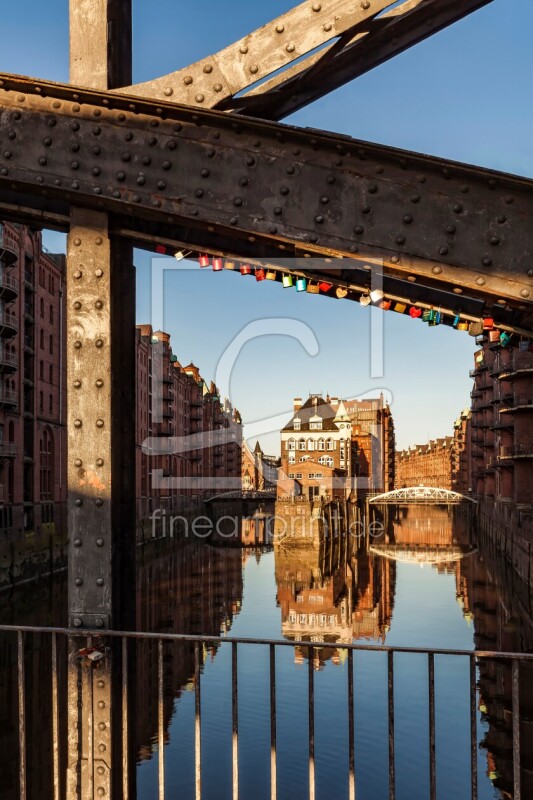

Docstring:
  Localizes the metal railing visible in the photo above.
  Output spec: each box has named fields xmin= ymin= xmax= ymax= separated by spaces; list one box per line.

xmin=0 ymin=624 xmax=531 ymax=800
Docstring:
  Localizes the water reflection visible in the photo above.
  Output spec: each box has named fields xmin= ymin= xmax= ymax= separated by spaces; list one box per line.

xmin=0 ymin=507 xmax=532 ymax=798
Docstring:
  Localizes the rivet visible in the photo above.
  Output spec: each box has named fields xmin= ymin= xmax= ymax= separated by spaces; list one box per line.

xmin=482 ymin=257 xmax=492 ymax=266
xmin=75 ymin=578 xmax=83 ymax=586
xmin=74 ymin=419 xmax=82 ymax=428
xmin=323 ymin=23 xmax=332 ymax=32
xmin=73 ymin=270 xmax=82 ymax=279
xmin=249 ymin=65 xmax=259 ymax=75
xmin=280 ymin=186 xmax=289 ymax=195
xmin=490 ymin=236 xmax=500 ymax=246
xmin=312 ymin=2 xmax=322 ymax=9
xmin=74 ymin=341 xmax=82 ymax=350
xmin=498 ymin=215 xmax=507 ymax=224
xmin=97 ymin=577 xmax=104 ymax=586
xmin=72 ymin=181 xmax=80 ymax=189
xmin=93 ymin=126 xmax=101 ymax=136
xmin=97 ymin=680 xmax=105 ymax=689
xmin=96 ymin=458 xmax=104 ymax=467
xmin=96 ymin=419 xmax=104 ymax=428
xmin=354 ymin=225 xmax=364 ymax=235
xmin=98 ymin=702 xmax=106 ymax=711
xmin=446 ymin=225 xmax=456 ymax=234
xmin=520 ymin=289 xmax=530 ymax=298
xmin=116 ymin=172 xmax=126 ymax=182
xmin=286 ymin=43 xmax=295 ymax=53
xmin=98 ymin=722 xmax=106 ymax=732
xmin=95 ymin=301 xmax=104 ymax=310
xmin=320 ymin=196 xmax=329 ymax=204
xmin=73 ymin=301 xmax=82 ymax=310
xmin=286 ymin=166 xmax=295 ymax=175
xmin=453 ymin=288 xmax=463 ymax=294
xmin=407 ymin=275 xmax=416 ymax=282
xmin=92 ymin=167 xmax=101 ymax=176
xmin=95 ymin=236 xmax=103 ymax=245
xmin=403 ymin=215 xmax=413 ymax=224
xmin=396 ymin=235 xmax=406 ymax=245
xmin=95 ymin=269 xmax=103 ymax=278
xmin=361 ymin=0 xmax=370 ymax=8
xmin=157 ymin=181 xmax=166 ymax=190
xmin=70 ymin=161 xmax=79 ymax=170
xmin=137 ymin=176 xmax=145 ymax=186
xmin=213 ymin=83 xmax=223 ymax=92
xmin=239 ymin=45 xmax=248 ymax=54
xmin=527 ymin=269 xmax=533 ymax=278
xmin=195 ymin=94 xmax=205 ymax=103
xmin=274 ymin=207 xmax=283 ymax=216
xmin=97 ymin=788 xmax=105 ymax=798
xmin=391 ymin=256 xmax=400 ymax=264
xmin=96 ymin=538 xmax=104 ymax=547
xmin=454 ymin=204 xmax=463 ymax=213
xmin=74 ymin=459 xmax=82 ymax=468
xmin=276 ymin=24 xmax=284 ymax=33
xmin=96 ymin=498 xmax=103 ymax=508
xmin=439 ymin=246 xmax=449 ymax=255
xmin=163 ymin=87 xmax=173 ymax=97
xmin=504 ymin=196 xmax=514 ymax=204
xmin=162 ymin=161 xmax=171 ymax=170
xmin=245 ymin=157 xmax=256 ymax=167
xmin=476 ymin=277 xmax=486 ymax=286
xmin=39 ymin=157 xmax=47 ymax=166
xmin=95 ymin=339 xmax=104 ymax=348
xmin=432 ymin=266 xmax=442 ymax=275
xmin=368 ymin=184 xmax=377 ymax=194
xmin=75 ymin=498 xmax=83 ymax=507
xmin=121 ymin=152 xmax=131 ymax=162
xmin=195 ymin=188 xmax=204 ymax=198
xmin=315 ymin=215 xmax=324 ymax=224
xmin=234 ymin=197 xmax=243 ymax=206
xmin=201 ymin=169 xmax=210 ymax=178
xmin=96 ymin=379 xmax=104 ymax=388
xmin=74 ymin=380 xmax=82 ymax=389
xmin=73 ymin=618 xmax=82 ymax=628
xmin=74 ymin=538 xmax=82 ymax=547
xmin=268 ymin=226 xmax=278 ymax=234
xmin=230 ymin=216 xmax=238 ymax=225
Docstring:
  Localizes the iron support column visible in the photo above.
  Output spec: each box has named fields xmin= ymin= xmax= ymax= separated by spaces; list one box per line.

xmin=67 ymin=3 xmax=135 ymax=798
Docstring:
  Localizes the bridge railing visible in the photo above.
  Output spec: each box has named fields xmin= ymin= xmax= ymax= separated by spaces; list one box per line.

xmin=0 ymin=624 xmax=529 ymax=800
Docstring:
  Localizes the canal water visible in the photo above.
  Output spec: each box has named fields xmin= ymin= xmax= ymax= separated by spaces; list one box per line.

xmin=1 ymin=505 xmax=531 ymax=800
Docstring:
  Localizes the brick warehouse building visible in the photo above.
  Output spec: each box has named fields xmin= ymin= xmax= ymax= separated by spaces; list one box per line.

xmin=0 ymin=222 xmax=67 ymax=540
xmin=0 ymin=222 xmax=243 ymax=552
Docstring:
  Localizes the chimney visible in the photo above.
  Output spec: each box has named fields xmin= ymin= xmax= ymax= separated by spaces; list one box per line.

xmin=294 ymin=397 xmax=302 ymax=413
xmin=330 ymin=397 xmax=339 ymax=408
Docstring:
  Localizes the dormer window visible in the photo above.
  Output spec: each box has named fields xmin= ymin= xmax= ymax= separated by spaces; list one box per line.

xmin=294 ymin=417 xmax=301 ymax=431
xmin=310 ymin=421 xmax=322 ymax=430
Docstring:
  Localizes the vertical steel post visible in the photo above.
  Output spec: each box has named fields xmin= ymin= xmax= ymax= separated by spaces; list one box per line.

xmin=67 ymin=3 xmax=135 ymax=798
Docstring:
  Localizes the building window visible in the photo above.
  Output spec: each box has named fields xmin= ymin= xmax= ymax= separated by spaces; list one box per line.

xmin=296 ymin=473 xmax=303 ymax=479
xmin=40 ymin=298 xmax=44 ymax=318
xmin=308 ymin=439 xmax=315 ymax=451
xmin=40 ymin=429 xmax=54 ymax=500
xmin=49 ymin=305 xmax=53 ymax=325
xmin=49 ymin=395 xmax=53 ymax=414
xmin=40 ymin=330 xmax=44 ymax=350
xmin=288 ymin=439 xmax=295 ymax=451
xmin=288 ymin=455 xmax=295 ymax=465
xmin=310 ymin=421 xmax=322 ymax=430
xmin=316 ymin=473 xmax=323 ymax=479
xmin=318 ymin=438 xmax=325 ymax=451
xmin=298 ymin=439 xmax=306 ymax=451
xmin=288 ymin=473 xmax=295 ymax=479
xmin=39 ymin=391 xmax=43 ymax=412
xmin=326 ymin=438 xmax=334 ymax=451
xmin=39 ymin=361 xmax=44 ymax=380
xmin=294 ymin=419 xmax=301 ymax=431
xmin=318 ymin=456 xmax=334 ymax=468
xmin=49 ymin=334 xmax=53 ymax=355
xmin=49 ymin=364 xmax=53 ymax=384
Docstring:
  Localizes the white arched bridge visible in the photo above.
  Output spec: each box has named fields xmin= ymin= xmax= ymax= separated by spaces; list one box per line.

xmin=369 ymin=487 xmax=477 ymax=505
xmin=369 ymin=544 xmax=477 ymax=565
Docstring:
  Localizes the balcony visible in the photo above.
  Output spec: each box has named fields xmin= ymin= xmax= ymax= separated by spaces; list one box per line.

xmin=0 ymin=442 xmax=17 ymax=458
xmin=0 ymin=348 xmax=17 ymax=373
xmin=469 ymin=364 xmax=487 ymax=377
xmin=0 ymin=274 xmax=19 ymax=302
xmin=0 ymin=311 xmax=18 ymax=337
xmin=0 ymin=387 xmax=17 ymax=409
xmin=0 ymin=225 xmax=18 ymax=267
xmin=499 ymin=443 xmax=533 ymax=460
xmin=499 ymin=353 xmax=533 ymax=380
xmin=500 ymin=394 xmax=533 ymax=414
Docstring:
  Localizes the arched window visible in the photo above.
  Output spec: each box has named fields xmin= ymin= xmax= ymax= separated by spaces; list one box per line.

xmin=298 ymin=438 xmax=306 ymax=451
xmin=308 ymin=439 xmax=315 ymax=451
xmin=40 ymin=428 xmax=55 ymax=501
xmin=287 ymin=438 xmax=295 ymax=451
xmin=40 ymin=298 xmax=44 ymax=318
xmin=318 ymin=455 xmax=334 ymax=468
xmin=318 ymin=438 xmax=325 ymax=451
xmin=49 ymin=364 xmax=53 ymax=384
xmin=39 ymin=361 xmax=44 ymax=380
xmin=39 ymin=391 xmax=43 ymax=412
xmin=326 ymin=438 xmax=334 ymax=451
xmin=49 ymin=305 xmax=54 ymax=325
xmin=40 ymin=330 xmax=44 ymax=349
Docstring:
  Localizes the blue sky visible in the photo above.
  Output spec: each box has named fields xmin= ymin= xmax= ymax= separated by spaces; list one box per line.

xmin=3 ymin=1 xmax=532 ymax=453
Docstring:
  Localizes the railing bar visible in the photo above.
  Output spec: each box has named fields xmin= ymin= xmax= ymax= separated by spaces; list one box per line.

xmin=512 ymin=660 xmax=521 ymax=800
xmin=195 ymin=641 xmax=202 ymax=800
xmin=388 ymin=651 xmax=395 ymax=800
xmin=348 ymin=649 xmax=355 ymax=800
xmin=270 ymin=644 xmax=277 ymax=800
xmin=469 ymin=655 xmax=478 ymax=800
xmin=232 ymin=641 xmax=239 ymax=800
xmin=158 ymin=639 xmax=165 ymax=800
xmin=51 ymin=632 xmax=60 ymax=800
xmin=122 ymin=637 xmax=129 ymax=800
xmin=428 ymin=653 xmax=436 ymax=800
xmin=17 ymin=631 xmax=27 ymax=800
xmin=87 ymin=635 xmax=94 ymax=800
xmin=309 ymin=647 xmax=315 ymax=800
xmin=2 ymin=625 xmax=533 ymax=661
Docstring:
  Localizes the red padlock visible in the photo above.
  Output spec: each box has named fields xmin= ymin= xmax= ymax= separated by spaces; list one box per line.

xmin=409 ymin=306 xmax=422 ymax=318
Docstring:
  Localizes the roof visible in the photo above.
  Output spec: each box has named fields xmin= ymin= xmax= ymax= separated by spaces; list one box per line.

xmin=282 ymin=395 xmax=342 ymax=433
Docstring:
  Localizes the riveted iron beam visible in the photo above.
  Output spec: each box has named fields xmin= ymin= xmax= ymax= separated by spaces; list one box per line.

xmin=0 ymin=75 xmax=532 ymax=321
xmin=223 ymin=0 xmax=495 ymax=119
xmin=119 ymin=0 xmax=401 ymax=107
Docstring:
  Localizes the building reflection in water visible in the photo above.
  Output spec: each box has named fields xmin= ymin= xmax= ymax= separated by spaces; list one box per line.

xmin=0 ymin=507 xmax=533 ymax=798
